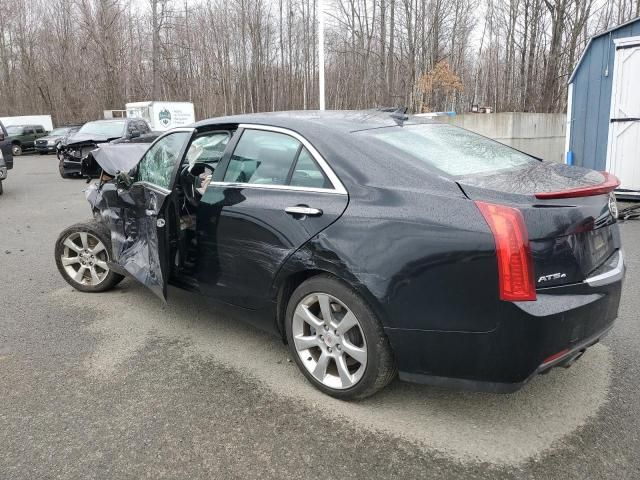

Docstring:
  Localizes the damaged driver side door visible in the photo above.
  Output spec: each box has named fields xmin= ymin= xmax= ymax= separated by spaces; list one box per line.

xmin=111 ymin=129 xmax=193 ymax=300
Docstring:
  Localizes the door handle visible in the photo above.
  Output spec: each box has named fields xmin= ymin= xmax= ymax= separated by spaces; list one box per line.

xmin=285 ymin=206 xmax=323 ymax=217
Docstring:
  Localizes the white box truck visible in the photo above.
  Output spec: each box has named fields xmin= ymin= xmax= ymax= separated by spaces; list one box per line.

xmin=125 ymin=102 xmax=195 ymax=132
xmin=0 ymin=115 xmax=53 ymax=131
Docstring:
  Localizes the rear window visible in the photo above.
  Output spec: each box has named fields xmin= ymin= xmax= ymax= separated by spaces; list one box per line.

xmin=356 ymin=124 xmax=538 ymax=177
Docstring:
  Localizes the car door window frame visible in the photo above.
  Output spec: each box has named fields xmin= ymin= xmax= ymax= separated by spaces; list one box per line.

xmin=210 ymin=124 xmax=347 ymax=195
xmin=134 ymin=127 xmax=195 ymax=193
xmin=184 ymin=129 xmax=233 ymax=170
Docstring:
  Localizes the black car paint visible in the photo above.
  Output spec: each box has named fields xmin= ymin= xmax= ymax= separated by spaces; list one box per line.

xmin=84 ymin=111 xmax=624 ymax=392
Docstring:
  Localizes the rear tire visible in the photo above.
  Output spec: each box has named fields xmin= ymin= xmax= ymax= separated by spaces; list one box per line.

xmin=285 ymin=274 xmax=396 ymax=400
xmin=55 ymin=221 xmax=124 ymax=293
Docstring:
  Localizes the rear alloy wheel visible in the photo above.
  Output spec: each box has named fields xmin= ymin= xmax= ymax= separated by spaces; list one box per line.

xmin=286 ymin=275 xmax=396 ymax=399
xmin=55 ymin=221 xmax=124 ymax=292
xmin=12 ymin=144 xmax=22 ymax=156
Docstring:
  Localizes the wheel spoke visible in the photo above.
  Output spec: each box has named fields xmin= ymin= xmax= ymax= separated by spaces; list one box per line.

xmin=295 ymin=304 xmax=323 ymax=330
xmin=90 ymin=267 xmax=100 ymax=283
xmin=73 ymin=266 xmax=87 ymax=282
xmin=318 ymin=294 xmax=333 ymax=324
xmin=79 ymin=232 xmax=89 ymax=249
xmin=293 ymin=334 xmax=319 ymax=351
xmin=94 ymin=260 xmax=109 ymax=271
xmin=341 ymin=339 xmax=366 ymax=364
xmin=336 ymin=311 xmax=358 ymax=335
xmin=90 ymin=242 xmax=106 ymax=255
xmin=312 ymin=352 xmax=330 ymax=380
xmin=61 ymin=256 xmax=80 ymax=266
xmin=63 ymin=238 xmax=82 ymax=253
xmin=336 ymin=354 xmax=353 ymax=387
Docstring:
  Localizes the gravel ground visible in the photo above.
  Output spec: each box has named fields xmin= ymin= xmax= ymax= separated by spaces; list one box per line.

xmin=1 ymin=155 xmax=639 ymax=479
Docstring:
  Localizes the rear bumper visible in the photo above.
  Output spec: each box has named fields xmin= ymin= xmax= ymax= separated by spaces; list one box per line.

xmin=388 ymin=250 xmax=624 ymax=393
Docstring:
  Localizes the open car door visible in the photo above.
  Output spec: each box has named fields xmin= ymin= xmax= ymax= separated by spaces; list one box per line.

xmin=88 ymin=129 xmax=193 ymax=300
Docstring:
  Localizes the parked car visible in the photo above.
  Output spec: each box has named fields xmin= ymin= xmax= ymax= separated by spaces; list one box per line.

xmin=0 ymin=120 xmax=13 ymax=194
xmin=35 ymin=125 xmax=81 ymax=154
xmin=6 ymin=124 xmax=48 ymax=156
xmin=58 ymin=118 xmax=153 ymax=178
xmin=54 ymin=111 xmax=625 ymax=400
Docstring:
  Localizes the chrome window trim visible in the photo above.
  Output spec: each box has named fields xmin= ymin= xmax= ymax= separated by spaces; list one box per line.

xmin=206 ymin=181 xmax=345 ymax=195
xmin=585 ymin=250 xmax=625 ymax=287
xmin=217 ymin=123 xmax=348 ymax=195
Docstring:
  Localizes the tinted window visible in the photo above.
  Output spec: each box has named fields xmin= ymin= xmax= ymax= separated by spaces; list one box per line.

xmin=289 ymin=147 xmax=331 ymax=188
xmin=186 ymin=132 xmax=230 ymax=168
xmin=36 ymin=126 xmax=45 ymax=133
xmin=357 ymin=124 xmax=538 ymax=177
xmin=224 ymin=129 xmax=300 ymax=185
xmin=137 ymin=132 xmax=190 ymax=189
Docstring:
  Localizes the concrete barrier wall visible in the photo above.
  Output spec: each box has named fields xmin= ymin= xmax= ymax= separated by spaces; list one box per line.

xmin=436 ymin=112 xmax=567 ymax=163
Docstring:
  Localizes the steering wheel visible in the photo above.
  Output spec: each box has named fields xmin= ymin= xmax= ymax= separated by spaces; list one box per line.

xmin=179 ymin=162 xmax=215 ymax=207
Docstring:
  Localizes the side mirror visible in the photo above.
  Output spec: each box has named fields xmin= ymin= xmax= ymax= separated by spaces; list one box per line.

xmin=115 ymin=170 xmax=134 ymax=189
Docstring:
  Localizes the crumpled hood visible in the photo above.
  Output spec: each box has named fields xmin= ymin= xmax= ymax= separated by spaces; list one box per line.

xmin=90 ymin=143 xmax=150 ymax=176
xmin=64 ymin=132 xmax=118 ymax=146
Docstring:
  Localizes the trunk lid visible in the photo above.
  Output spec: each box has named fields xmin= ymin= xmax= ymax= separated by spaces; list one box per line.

xmin=458 ymin=162 xmax=621 ymax=289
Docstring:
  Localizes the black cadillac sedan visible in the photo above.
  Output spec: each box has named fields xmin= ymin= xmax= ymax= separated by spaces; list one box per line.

xmin=54 ymin=111 xmax=624 ymax=399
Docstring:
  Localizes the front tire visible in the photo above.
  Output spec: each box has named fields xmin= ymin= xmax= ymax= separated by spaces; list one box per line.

xmin=58 ymin=158 xmax=70 ymax=178
xmin=12 ymin=144 xmax=22 ymax=156
xmin=55 ymin=221 xmax=124 ymax=292
xmin=0 ymin=180 xmax=3 ymax=195
xmin=285 ymin=275 xmax=396 ymax=400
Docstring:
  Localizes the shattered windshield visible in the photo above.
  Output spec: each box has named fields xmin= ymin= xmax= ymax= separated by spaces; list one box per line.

xmin=137 ymin=132 xmax=191 ymax=189
xmin=6 ymin=126 xmax=24 ymax=135
xmin=78 ymin=121 xmax=126 ymax=138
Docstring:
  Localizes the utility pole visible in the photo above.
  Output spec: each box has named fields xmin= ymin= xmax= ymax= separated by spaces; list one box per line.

xmin=318 ymin=0 xmax=325 ymax=110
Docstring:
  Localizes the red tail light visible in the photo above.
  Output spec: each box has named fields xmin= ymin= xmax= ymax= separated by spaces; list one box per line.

xmin=475 ymin=201 xmax=536 ymax=302
xmin=535 ymin=172 xmax=620 ymax=199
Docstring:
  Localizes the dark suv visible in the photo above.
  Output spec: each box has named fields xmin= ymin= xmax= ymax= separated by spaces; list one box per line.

xmin=6 ymin=124 xmax=48 ymax=156
xmin=58 ymin=119 xmax=154 ymax=178
xmin=0 ymin=120 xmax=13 ymax=194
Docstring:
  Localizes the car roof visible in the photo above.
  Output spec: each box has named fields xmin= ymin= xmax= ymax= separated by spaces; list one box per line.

xmin=194 ymin=110 xmax=458 ymax=194
xmin=194 ymin=110 xmax=433 ymax=135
